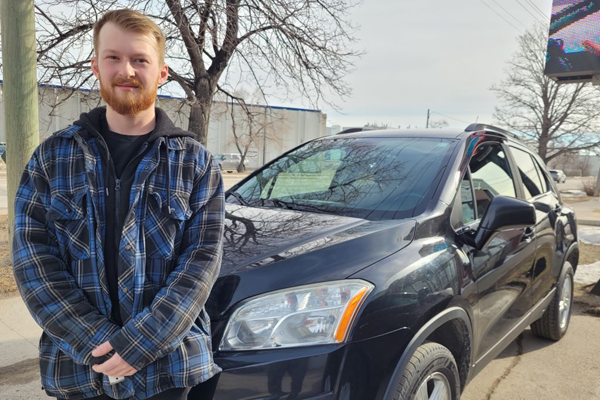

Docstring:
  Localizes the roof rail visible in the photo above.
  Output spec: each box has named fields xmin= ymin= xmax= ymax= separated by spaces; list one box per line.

xmin=337 ymin=127 xmax=376 ymax=135
xmin=464 ymin=123 xmax=519 ymax=139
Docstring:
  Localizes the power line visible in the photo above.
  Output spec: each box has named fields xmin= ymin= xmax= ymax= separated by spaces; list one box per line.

xmin=479 ymin=0 xmax=523 ymax=33
xmin=515 ymin=0 xmax=546 ymax=24
xmin=524 ymin=0 xmax=550 ymax=21
xmin=490 ymin=0 xmax=528 ymax=29
xmin=431 ymin=111 xmax=473 ymax=125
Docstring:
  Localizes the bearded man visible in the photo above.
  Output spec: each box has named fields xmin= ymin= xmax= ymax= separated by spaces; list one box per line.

xmin=12 ymin=9 xmax=224 ymax=400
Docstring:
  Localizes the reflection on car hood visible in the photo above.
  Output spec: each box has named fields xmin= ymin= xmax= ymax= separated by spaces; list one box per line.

xmin=222 ymin=204 xmax=415 ymax=275
xmin=209 ymin=204 xmax=417 ymax=318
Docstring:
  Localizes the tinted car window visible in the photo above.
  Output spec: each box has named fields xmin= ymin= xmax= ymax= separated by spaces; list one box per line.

xmin=469 ymin=143 xmax=516 ymax=217
xmin=451 ymin=170 xmax=476 ymax=229
xmin=510 ymin=147 xmax=547 ymax=199
xmin=229 ymin=137 xmax=456 ymax=220
xmin=532 ymin=158 xmax=551 ymax=193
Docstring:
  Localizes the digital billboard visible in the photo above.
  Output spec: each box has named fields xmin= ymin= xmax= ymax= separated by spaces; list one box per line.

xmin=545 ymin=0 xmax=600 ymax=83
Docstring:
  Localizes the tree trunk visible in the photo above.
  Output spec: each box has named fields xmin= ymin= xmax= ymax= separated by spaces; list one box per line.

xmin=188 ymin=101 xmax=210 ymax=146
xmin=188 ymin=78 xmax=216 ymax=147
xmin=538 ymin=133 xmax=549 ymax=163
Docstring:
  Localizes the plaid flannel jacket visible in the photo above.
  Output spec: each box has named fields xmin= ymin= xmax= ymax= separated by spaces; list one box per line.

xmin=12 ymin=122 xmax=224 ymax=399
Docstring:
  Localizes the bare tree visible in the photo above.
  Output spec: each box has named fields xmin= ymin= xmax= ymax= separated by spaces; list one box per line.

xmin=429 ymin=119 xmax=449 ymax=129
xmin=226 ymin=97 xmax=286 ymax=172
xmin=492 ymin=24 xmax=600 ymax=163
xmin=33 ymin=0 xmax=361 ymax=146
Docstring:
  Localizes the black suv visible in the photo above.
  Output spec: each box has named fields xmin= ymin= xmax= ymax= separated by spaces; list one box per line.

xmin=193 ymin=124 xmax=579 ymax=400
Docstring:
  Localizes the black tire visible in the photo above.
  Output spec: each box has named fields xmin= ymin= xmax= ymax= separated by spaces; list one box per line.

xmin=390 ymin=342 xmax=460 ymax=400
xmin=530 ymin=262 xmax=574 ymax=341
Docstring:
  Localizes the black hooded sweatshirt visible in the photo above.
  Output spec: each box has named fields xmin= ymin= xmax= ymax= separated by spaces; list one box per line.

xmin=74 ymin=107 xmax=194 ymax=324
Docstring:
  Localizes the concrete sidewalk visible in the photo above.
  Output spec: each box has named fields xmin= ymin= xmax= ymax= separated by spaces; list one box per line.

xmin=0 ymin=297 xmax=43 ymax=399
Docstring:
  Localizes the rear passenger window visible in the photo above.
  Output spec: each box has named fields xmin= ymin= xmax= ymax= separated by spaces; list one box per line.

xmin=510 ymin=147 xmax=548 ymax=199
xmin=469 ymin=143 xmax=516 ymax=217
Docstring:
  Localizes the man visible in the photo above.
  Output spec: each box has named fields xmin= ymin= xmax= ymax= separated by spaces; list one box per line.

xmin=12 ymin=9 xmax=224 ymax=400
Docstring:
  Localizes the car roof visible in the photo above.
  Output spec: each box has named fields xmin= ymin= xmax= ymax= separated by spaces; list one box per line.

xmin=327 ymin=123 xmax=531 ymax=147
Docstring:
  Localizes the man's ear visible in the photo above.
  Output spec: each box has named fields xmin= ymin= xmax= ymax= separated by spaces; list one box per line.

xmin=159 ymin=63 xmax=169 ymax=85
xmin=91 ymin=56 xmax=100 ymax=79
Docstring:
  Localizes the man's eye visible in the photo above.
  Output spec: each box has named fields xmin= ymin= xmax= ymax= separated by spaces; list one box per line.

xmin=107 ymin=56 xmax=118 ymax=60
xmin=136 ymin=59 xmax=148 ymax=63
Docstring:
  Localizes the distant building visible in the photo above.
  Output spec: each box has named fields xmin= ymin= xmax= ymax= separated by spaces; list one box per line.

xmin=0 ymin=81 xmax=327 ymax=169
xmin=548 ymin=153 xmax=600 ymax=177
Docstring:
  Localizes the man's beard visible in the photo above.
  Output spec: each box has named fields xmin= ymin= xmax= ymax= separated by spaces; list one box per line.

xmin=100 ymin=76 xmax=158 ymax=116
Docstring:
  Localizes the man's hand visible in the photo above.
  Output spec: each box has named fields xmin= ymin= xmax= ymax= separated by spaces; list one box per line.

xmin=92 ymin=341 xmax=137 ymax=377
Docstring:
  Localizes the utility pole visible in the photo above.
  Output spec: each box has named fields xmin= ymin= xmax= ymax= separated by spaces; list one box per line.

xmin=426 ymin=109 xmax=430 ymax=129
xmin=1 ymin=0 xmax=40 ymax=249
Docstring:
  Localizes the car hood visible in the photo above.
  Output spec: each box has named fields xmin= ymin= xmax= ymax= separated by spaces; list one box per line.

xmin=208 ymin=204 xmax=416 ymax=319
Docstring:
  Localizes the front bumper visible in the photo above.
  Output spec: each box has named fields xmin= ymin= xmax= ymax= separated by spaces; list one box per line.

xmin=189 ymin=328 xmax=412 ymax=400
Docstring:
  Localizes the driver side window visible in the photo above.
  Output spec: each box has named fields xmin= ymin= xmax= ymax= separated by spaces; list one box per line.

xmin=469 ymin=143 xmax=516 ymax=218
xmin=453 ymin=143 xmax=517 ymax=228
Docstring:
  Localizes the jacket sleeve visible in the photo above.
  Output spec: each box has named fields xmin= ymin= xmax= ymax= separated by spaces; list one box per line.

xmin=12 ymin=151 xmax=121 ymax=365
xmin=109 ymin=152 xmax=225 ymax=370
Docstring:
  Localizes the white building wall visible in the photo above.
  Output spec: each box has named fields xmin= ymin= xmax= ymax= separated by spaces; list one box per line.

xmin=0 ymin=83 xmax=327 ymax=168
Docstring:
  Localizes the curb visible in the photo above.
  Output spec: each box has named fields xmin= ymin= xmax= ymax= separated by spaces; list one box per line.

xmin=579 ymin=220 xmax=600 ymax=227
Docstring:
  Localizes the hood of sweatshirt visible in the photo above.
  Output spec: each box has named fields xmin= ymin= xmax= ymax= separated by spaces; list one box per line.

xmin=73 ymin=106 xmax=195 ymax=142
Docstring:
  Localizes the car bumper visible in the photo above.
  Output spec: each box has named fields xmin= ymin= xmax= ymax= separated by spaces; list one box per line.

xmin=189 ymin=328 xmax=412 ymax=400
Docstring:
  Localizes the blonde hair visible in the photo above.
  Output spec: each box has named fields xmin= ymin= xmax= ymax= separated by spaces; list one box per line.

xmin=94 ymin=9 xmax=166 ymax=64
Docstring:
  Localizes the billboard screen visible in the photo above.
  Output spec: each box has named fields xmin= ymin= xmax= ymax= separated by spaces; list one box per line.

xmin=545 ymin=0 xmax=600 ymax=82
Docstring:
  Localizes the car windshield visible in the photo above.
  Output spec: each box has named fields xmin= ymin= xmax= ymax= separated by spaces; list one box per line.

xmin=228 ymin=137 xmax=457 ymax=220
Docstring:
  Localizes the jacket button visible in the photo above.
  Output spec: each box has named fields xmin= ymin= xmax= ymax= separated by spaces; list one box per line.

xmin=125 ymin=245 xmax=132 ymax=251
xmin=122 ymin=288 xmax=128 ymax=294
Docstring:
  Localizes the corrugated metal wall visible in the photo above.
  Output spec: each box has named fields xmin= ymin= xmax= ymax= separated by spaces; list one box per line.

xmin=0 ymin=84 xmax=327 ymax=169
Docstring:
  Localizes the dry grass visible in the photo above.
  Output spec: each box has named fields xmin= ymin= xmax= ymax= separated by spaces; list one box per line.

xmin=581 ymin=178 xmax=598 ymax=197
xmin=579 ymin=242 xmax=600 ymax=265
xmin=0 ymin=214 xmax=15 ymax=298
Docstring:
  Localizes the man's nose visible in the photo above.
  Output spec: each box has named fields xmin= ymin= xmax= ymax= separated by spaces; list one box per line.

xmin=120 ymin=61 xmax=135 ymax=78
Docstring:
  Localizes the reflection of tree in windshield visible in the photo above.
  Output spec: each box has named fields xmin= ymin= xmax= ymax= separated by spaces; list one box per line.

xmin=229 ymin=137 xmax=455 ymax=220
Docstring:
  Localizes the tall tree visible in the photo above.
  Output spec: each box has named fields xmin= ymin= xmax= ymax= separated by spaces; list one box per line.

xmin=492 ymin=24 xmax=600 ymax=163
xmin=33 ymin=0 xmax=360 ymax=145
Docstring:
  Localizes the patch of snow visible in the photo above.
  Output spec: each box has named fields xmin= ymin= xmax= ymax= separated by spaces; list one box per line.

xmin=579 ymin=227 xmax=600 ymax=246
xmin=561 ymin=190 xmax=587 ymax=197
xmin=574 ymin=261 xmax=600 ymax=285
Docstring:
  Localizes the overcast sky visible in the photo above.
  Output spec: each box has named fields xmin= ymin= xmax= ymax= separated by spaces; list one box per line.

xmin=301 ymin=0 xmax=554 ymax=130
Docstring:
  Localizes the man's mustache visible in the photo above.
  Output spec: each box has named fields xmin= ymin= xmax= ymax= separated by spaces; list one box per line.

xmin=112 ymin=78 xmax=144 ymax=89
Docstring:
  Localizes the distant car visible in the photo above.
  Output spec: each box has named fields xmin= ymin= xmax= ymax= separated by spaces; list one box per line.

xmin=215 ymin=153 xmax=249 ymax=172
xmin=549 ymin=169 xmax=567 ymax=183
xmin=194 ymin=124 xmax=579 ymax=400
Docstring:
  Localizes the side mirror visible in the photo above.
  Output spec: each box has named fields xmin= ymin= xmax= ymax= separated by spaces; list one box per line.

xmin=464 ymin=196 xmax=536 ymax=250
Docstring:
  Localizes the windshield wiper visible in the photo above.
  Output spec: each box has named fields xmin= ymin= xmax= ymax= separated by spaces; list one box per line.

xmin=229 ymin=191 xmax=248 ymax=205
xmin=271 ymin=199 xmax=297 ymax=210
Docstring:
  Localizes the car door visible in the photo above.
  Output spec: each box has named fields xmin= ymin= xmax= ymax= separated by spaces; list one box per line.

xmin=454 ymin=140 xmax=537 ymax=364
xmin=508 ymin=145 xmax=561 ymax=307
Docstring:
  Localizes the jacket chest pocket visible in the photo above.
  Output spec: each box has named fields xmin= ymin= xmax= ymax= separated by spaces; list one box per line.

xmin=46 ymin=190 xmax=91 ymax=260
xmin=144 ymin=190 xmax=192 ymax=260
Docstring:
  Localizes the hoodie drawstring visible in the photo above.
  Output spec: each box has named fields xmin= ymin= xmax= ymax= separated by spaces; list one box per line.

xmin=164 ymin=139 xmax=173 ymax=216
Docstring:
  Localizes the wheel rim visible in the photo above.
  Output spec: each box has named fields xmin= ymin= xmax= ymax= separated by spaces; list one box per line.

xmin=559 ymin=274 xmax=572 ymax=330
xmin=415 ymin=372 xmax=451 ymax=400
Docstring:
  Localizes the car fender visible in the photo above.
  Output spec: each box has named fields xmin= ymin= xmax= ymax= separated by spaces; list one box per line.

xmin=563 ymin=240 xmax=579 ymax=272
xmin=382 ymin=306 xmax=473 ymax=399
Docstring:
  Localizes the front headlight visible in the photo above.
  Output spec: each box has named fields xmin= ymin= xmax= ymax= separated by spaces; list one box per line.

xmin=219 ymin=280 xmax=374 ymax=351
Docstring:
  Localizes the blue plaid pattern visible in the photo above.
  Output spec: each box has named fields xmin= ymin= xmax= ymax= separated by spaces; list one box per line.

xmin=13 ymin=123 xmax=224 ymax=399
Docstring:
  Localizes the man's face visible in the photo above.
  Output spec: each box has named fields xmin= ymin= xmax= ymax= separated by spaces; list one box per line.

xmin=91 ymin=22 xmax=168 ymax=116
